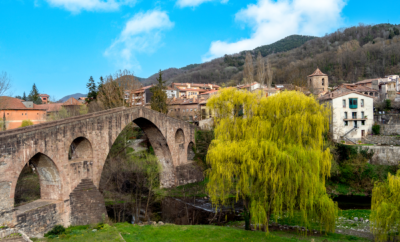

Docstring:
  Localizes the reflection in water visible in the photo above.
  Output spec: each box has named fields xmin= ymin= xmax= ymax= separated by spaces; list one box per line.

xmin=333 ymin=195 xmax=371 ymax=210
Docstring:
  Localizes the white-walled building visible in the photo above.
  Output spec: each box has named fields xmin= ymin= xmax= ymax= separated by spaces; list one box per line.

xmin=319 ymin=91 xmax=374 ymax=142
xmin=165 ymin=87 xmax=179 ymax=98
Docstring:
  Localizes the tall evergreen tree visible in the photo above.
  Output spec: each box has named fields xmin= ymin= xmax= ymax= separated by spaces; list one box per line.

xmin=28 ymin=83 xmax=42 ymax=104
xmin=86 ymin=76 xmax=97 ymax=103
xmin=150 ymin=70 xmax=168 ymax=114
xmin=22 ymin=92 xmax=27 ymax=101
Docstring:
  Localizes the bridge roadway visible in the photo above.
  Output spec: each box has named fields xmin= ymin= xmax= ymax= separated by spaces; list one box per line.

xmin=0 ymin=106 xmax=202 ymax=237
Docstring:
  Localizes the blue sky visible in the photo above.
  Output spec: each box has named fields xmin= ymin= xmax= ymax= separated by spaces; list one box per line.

xmin=0 ymin=0 xmax=399 ymax=100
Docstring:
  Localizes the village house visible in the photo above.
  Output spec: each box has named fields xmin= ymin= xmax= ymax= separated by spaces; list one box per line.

xmin=0 ymin=96 xmax=47 ymax=130
xmin=332 ymin=83 xmax=379 ymax=99
xmin=126 ymin=85 xmax=154 ymax=106
xmin=39 ymin=94 xmax=50 ymax=104
xmin=318 ymin=91 xmax=374 ymax=143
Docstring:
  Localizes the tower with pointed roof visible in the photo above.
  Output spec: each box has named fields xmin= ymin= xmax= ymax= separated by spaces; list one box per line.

xmin=307 ymin=68 xmax=328 ymax=95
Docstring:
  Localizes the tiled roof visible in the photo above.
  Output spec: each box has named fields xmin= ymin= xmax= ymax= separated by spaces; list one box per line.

xmin=62 ymin=97 xmax=82 ymax=106
xmin=35 ymin=103 xmax=63 ymax=112
xmin=308 ymin=68 xmax=327 ymax=77
xmin=356 ymin=78 xmax=383 ymax=84
xmin=39 ymin=94 xmax=49 ymax=97
xmin=339 ymin=84 xmax=378 ymax=92
xmin=0 ymin=96 xmax=46 ymax=110
xmin=173 ymin=83 xmax=220 ymax=88
xmin=318 ymin=91 xmax=374 ymax=101
xmin=201 ymin=90 xmax=219 ymax=95
xmin=177 ymin=87 xmax=207 ymax=92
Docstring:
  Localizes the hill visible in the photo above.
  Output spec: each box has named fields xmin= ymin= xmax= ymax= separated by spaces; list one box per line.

xmin=141 ymin=24 xmax=400 ymax=88
xmin=58 ymin=93 xmax=86 ymax=103
xmin=141 ymin=34 xmax=315 ymax=86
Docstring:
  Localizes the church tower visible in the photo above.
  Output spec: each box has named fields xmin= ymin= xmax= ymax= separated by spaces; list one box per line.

xmin=307 ymin=68 xmax=328 ymax=95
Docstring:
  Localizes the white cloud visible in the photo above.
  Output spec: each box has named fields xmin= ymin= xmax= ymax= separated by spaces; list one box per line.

xmin=104 ymin=10 xmax=174 ymax=70
xmin=202 ymin=0 xmax=346 ymax=61
xmin=44 ymin=0 xmax=136 ymax=13
xmin=176 ymin=0 xmax=228 ymax=8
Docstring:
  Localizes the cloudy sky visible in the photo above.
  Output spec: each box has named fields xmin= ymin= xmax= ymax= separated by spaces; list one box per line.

xmin=0 ymin=0 xmax=399 ymax=99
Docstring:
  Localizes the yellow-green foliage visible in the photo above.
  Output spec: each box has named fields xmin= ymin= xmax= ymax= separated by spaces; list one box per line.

xmin=20 ymin=119 xmax=34 ymax=127
xmin=371 ymin=171 xmax=400 ymax=242
xmin=206 ymin=88 xmax=338 ymax=233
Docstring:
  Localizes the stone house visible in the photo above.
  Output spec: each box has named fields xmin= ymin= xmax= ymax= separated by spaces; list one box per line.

xmin=318 ymin=91 xmax=374 ymax=142
xmin=168 ymin=98 xmax=200 ymax=122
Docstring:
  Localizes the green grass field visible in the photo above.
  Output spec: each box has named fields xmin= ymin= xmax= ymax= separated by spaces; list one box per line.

xmin=33 ymin=223 xmax=371 ymax=242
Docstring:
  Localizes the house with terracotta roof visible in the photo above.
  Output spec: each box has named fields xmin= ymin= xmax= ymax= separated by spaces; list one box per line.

xmin=318 ymin=91 xmax=374 ymax=143
xmin=332 ymin=84 xmax=379 ymax=99
xmin=307 ymin=68 xmax=328 ymax=95
xmin=127 ymin=85 xmax=154 ymax=106
xmin=0 ymin=96 xmax=47 ymax=130
xmin=39 ymin=94 xmax=50 ymax=104
xmin=171 ymin=83 xmax=220 ymax=91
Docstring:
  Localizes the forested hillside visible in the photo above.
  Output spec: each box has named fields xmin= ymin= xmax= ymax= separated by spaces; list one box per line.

xmin=141 ymin=35 xmax=314 ymax=86
xmin=141 ymin=24 xmax=400 ymax=87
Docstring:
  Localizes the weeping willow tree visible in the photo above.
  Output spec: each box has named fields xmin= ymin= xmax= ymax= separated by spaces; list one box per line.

xmin=206 ymin=88 xmax=338 ymax=233
xmin=371 ymin=171 xmax=400 ymax=242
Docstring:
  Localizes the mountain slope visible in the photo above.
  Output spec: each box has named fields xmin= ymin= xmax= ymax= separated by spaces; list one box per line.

xmin=141 ymin=34 xmax=316 ymax=86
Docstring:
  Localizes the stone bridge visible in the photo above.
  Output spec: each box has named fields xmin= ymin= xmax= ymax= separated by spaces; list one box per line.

xmin=0 ymin=107 xmax=202 ymax=237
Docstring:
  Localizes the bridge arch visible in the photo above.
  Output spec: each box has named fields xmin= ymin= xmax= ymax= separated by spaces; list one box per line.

xmin=131 ymin=117 xmax=175 ymax=188
xmin=14 ymin=152 xmax=62 ymax=206
xmin=69 ymin=137 xmax=93 ymax=161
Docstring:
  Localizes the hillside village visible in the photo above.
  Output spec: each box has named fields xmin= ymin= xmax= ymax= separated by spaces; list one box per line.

xmin=1 ymin=68 xmax=400 ymax=146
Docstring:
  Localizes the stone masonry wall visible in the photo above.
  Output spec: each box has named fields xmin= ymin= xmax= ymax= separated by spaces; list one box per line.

xmin=69 ymin=179 xmax=107 ymax=226
xmin=15 ymin=202 xmax=61 ymax=238
xmin=380 ymin=125 xmax=400 ymax=135
xmin=363 ymin=135 xmax=400 ymax=145
xmin=360 ymin=145 xmax=400 ymax=165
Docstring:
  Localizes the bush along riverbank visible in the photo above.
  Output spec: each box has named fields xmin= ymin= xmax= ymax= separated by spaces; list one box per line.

xmin=327 ymin=143 xmax=399 ymax=196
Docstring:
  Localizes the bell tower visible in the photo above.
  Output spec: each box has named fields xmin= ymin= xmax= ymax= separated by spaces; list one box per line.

xmin=307 ymin=68 xmax=328 ymax=95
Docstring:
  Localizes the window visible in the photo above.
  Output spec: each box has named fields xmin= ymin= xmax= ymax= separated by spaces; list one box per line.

xmin=344 ymin=121 xmax=348 ymax=126
xmin=352 ymin=112 xmax=357 ymax=119
xmin=354 ymin=121 xmax=358 ymax=128
xmin=343 ymin=99 xmax=346 ymax=108
xmin=182 ymin=110 xmax=185 ymax=112
xmin=361 ymin=99 xmax=364 ymax=107
xmin=186 ymin=109 xmax=189 ymax=112
xmin=361 ymin=111 xmax=364 ymax=119
xmin=322 ymin=78 xmax=325 ymax=86
xmin=190 ymin=109 xmax=192 ymax=111
xmin=361 ymin=120 xmax=365 ymax=125
xmin=344 ymin=112 xmax=348 ymax=119
xmin=349 ymin=98 xmax=358 ymax=109
xmin=309 ymin=79 xmax=312 ymax=86
xmin=194 ymin=109 xmax=197 ymax=111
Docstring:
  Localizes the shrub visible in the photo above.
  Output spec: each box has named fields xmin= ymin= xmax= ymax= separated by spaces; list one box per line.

xmin=44 ymin=225 xmax=65 ymax=237
xmin=20 ymin=120 xmax=34 ymax=128
xmin=372 ymin=124 xmax=380 ymax=135
xmin=385 ymin=99 xmax=391 ymax=110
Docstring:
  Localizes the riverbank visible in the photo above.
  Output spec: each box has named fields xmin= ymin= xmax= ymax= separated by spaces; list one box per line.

xmin=32 ymin=223 xmax=372 ymax=242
